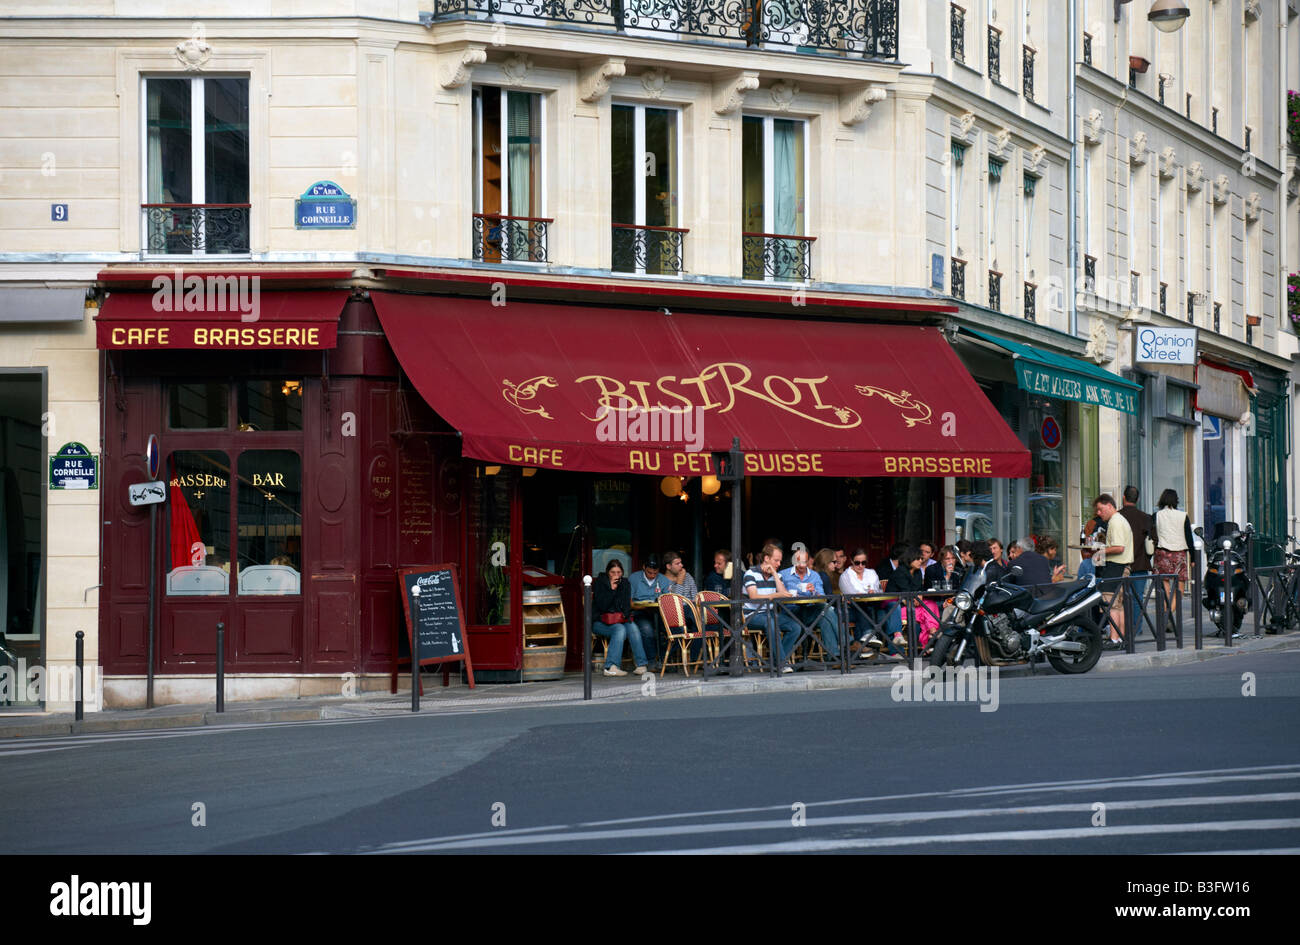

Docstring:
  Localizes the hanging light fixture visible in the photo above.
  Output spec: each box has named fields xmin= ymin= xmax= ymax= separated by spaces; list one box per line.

xmin=521 ymin=467 xmax=537 ymax=477
xmin=1147 ymin=0 xmax=1189 ymax=32
xmin=660 ymin=476 xmax=682 ymax=497
xmin=700 ymin=474 xmax=721 ymax=496
xmin=485 ymin=465 xmax=501 ymax=476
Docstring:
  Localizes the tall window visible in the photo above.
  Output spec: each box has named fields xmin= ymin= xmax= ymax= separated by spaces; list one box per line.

xmin=473 ymin=87 xmax=544 ymax=262
xmin=143 ymin=76 xmax=249 ymax=255
xmin=741 ymin=115 xmax=808 ymax=281
xmin=1022 ymin=172 xmax=1037 ymax=276
xmin=950 ymin=141 xmax=967 ymax=260
xmin=1082 ymin=150 xmax=1092 ymax=259
xmin=611 ymin=104 xmax=681 ymax=275
xmin=987 ymin=157 xmax=1003 ymax=270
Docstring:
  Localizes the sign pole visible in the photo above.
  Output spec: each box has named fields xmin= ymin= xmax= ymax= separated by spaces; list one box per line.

xmin=147 ymin=502 xmax=156 ymax=709
xmin=728 ymin=438 xmax=744 ymax=677
xmin=410 ymin=583 xmax=421 ymax=712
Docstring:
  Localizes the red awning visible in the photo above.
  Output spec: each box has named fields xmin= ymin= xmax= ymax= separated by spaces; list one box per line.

xmin=95 ymin=289 xmax=349 ymax=350
xmin=372 ymin=292 xmax=1031 ymax=478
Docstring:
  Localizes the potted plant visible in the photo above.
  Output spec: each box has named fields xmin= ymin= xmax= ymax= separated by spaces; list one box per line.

xmin=1288 ymin=272 xmax=1300 ymax=333
xmin=1289 ymin=91 xmax=1300 ymax=153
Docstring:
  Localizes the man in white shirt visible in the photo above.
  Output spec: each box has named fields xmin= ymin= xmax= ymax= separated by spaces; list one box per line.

xmin=779 ymin=549 xmax=839 ymax=660
xmin=1094 ymin=494 xmax=1134 ymax=649
xmin=743 ymin=543 xmax=801 ymax=673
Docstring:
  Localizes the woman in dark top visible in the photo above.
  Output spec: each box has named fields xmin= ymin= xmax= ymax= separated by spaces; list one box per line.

xmin=591 ymin=559 xmax=648 ymax=677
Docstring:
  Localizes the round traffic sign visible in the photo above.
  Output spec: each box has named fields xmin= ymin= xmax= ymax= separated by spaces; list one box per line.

xmin=146 ymin=434 xmax=160 ymax=480
xmin=1040 ymin=416 xmax=1062 ymax=450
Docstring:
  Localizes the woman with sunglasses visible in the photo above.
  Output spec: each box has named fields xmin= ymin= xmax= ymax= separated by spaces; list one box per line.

xmin=838 ymin=549 xmax=905 ymax=660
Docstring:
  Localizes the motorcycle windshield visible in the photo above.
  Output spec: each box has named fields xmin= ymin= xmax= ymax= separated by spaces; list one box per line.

xmin=961 ymin=566 xmax=987 ymax=597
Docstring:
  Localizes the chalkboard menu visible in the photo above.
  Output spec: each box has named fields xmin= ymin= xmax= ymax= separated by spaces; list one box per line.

xmin=396 ymin=564 xmax=475 ymax=687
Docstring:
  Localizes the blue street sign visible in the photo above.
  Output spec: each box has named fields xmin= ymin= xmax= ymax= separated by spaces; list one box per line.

xmin=295 ymin=181 xmax=356 ymax=229
xmin=50 ymin=441 xmax=98 ymax=490
xmin=931 ymin=253 xmax=945 ymax=290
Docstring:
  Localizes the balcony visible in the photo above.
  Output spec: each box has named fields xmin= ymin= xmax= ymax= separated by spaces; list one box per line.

xmin=142 ymin=204 xmax=250 ymax=256
xmin=1186 ymin=291 xmax=1195 ymax=324
xmin=988 ymin=269 xmax=1001 ymax=312
xmin=1083 ymin=254 xmax=1096 ymax=294
xmin=951 ymin=257 xmax=966 ymax=300
xmin=1082 ymin=32 xmax=1092 ymax=67
xmin=1213 ymin=301 xmax=1221 ymax=333
xmin=988 ymin=26 xmax=1001 ymax=84
xmin=612 ymin=223 xmax=687 ymax=276
xmin=473 ymin=213 xmax=551 ymax=263
xmin=950 ymin=4 xmax=965 ymax=64
xmin=1159 ymin=281 xmax=1167 ymax=316
xmin=742 ymin=232 xmax=814 ymax=282
xmin=1024 ymin=281 xmax=1036 ymax=322
xmin=1022 ymin=45 xmax=1034 ymax=102
xmin=426 ymin=1 xmax=900 ymax=59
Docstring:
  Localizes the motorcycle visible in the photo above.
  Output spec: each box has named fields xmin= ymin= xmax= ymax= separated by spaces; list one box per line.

xmin=929 ymin=563 xmax=1105 ymax=674
xmin=1195 ymin=522 xmax=1252 ymax=638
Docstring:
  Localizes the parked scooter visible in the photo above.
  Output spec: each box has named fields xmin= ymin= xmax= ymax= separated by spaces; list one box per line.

xmin=1195 ymin=522 xmax=1252 ymax=638
xmin=929 ymin=563 xmax=1105 ymax=674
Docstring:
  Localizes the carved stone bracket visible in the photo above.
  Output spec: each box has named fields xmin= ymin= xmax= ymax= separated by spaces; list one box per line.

xmin=1025 ymin=145 xmax=1046 ymax=173
xmin=988 ymin=127 xmax=1011 ymax=158
xmin=958 ymin=111 xmax=977 ymax=139
xmin=713 ymin=70 xmax=759 ymax=116
xmin=1212 ymin=174 xmax=1230 ymax=205
xmin=640 ymin=67 xmax=670 ymax=99
xmin=1083 ymin=109 xmax=1103 ymax=145
xmin=439 ymin=43 xmax=487 ymax=90
xmin=579 ymin=57 xmax=625 ymax=103
xmin=1185 ymin=161 xmax=1204 ymax=193
xmin=769 ymin=79 xmax=799 ymax=111
xmin=1085 ymin=317 xmax=1110 ymax=364
xmin=501 ymin=52 xmax=533 ymax=86
xmin=1129 ymin=131 xmax=1148 ymax=165
xmin=1158 ymin=146 xmax=1178 ymax=180
xmin=1244 ymin=0 xmax=1260 ymax=21
xmin=839 ymin=85 xmax=886 ymax=126
xmin=1244 ymin=191 xmax=1260 ymax=222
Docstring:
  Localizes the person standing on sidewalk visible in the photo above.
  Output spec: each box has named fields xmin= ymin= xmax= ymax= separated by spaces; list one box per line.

xmin=1119 ymin=486 xmax=1155 ymax=634
xmin=1153 ymin=488 xmax=1195 ymax=599
xmin=1094 ymin=494 xmax=1134 ymax=649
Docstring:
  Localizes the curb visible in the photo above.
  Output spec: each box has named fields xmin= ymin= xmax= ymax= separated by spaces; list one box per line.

xmin=3 ymin=633 xmax=1295 ymax=737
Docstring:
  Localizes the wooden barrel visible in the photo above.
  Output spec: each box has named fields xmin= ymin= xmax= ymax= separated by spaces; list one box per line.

xmin=521 ymin=644 xmax=567 ymax=681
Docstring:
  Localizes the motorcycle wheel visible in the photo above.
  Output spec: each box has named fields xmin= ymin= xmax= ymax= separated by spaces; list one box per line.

xmin=1047 ymin=625 xmax=1102 ymax=674
xmin=929 ymin=634 xmax=954 ymax=667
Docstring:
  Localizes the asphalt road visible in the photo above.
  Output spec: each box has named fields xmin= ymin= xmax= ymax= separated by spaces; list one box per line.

xmin=3 ymin=650 xmax=1298 ymax=855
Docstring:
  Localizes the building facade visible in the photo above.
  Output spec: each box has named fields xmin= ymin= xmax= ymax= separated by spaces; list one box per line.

xmin=0 ymin=0 xmax=1293 ymax=709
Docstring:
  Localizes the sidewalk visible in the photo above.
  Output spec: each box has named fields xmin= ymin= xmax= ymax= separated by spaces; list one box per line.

xmin=2 ymin=630 xmax=1296 ymax=739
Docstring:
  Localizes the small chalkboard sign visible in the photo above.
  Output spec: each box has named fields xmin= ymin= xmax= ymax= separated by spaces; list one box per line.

xmin=395 ymin=564 xmax=475 ymax=690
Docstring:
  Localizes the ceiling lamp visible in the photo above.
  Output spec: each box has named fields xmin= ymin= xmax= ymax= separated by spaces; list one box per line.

xmin=700 ymin=474 xmax=721 ymax=496
xmin=1147 ymin=0 xmax=1189 ymax=32
xmin=660 ymin=476 xmax=682 ymax=498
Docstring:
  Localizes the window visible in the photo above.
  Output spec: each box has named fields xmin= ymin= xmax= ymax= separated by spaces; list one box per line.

xmin=988 ymin=158 xmax=1003 ymax=271
xmin=170 ymin=382 xmax=230 ymax=430
xmin=741 ymin=115 xmax=809 ymax=281
xmin=143 ymin=76 xmax=249 ymax=255
xmin=611 ymin=104 xmax=682 ymax=276
xmin=1022 ymin=172 xmax=1037 ymax=276
xmin=166 ymin=450 xmax=232 ymax=596
xmin=238 ymin=379 xmax=303 ymax=431
xmin=236 ymin=450 xmax=302 ymax=595
xmin=950 ymin=141 xmax=967 ymax=261
xmin=473 ymin=87 xmax=545 ymax=262
xmin=169 ymin=380 xmax=302 ymax=432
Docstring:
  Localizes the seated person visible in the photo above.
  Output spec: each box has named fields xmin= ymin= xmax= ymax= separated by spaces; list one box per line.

xmin=918 ymin=541 xmax=937 ymax=572
xmin=925 ymin=546 xmax=963 ymax=589
xmin=662 ymin=550 xmax=701 ymax=654
xmin=985 ymin=538 xmax=1009 ymax=582
xmin=1041 ymin=537 xmax=1068 ymax=582
xmin=591 ymin=559 xmax=648 ymax=677
xmin=812 ymin=548 xmax=840 ymax=602
xmin=1009 ymin=536 xmax=1054 ymax=588
xmin=779 ymin=549 xmax=840 ymax=659
xmin=703 ymin=549 xmax=731 ymax=595
xmin=884 ymin=547 xmax=937 ymax=650
xmin=875 ymin=542 xmax=908 ymax=590
xmin=838 ymin=548 xmax=902 ymax=660
xmin=629 ymin=555 xmax=670 ymax=669
xmin=743 ymin=543 xmax=801 ymax=673
xmin=956 ymin=539 xmax=973 ymax=567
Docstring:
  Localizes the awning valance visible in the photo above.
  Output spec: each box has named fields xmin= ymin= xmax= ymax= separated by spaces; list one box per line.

xmin=95 ymin=289 xmax=349 ymax=349
xmin=372 ymin=293 xmax=1031 ymax=478
xmin=1196 ymin=359 xmax=1256 ymax=420
xmin=964 ymin=327 xmax=1140 ymax=414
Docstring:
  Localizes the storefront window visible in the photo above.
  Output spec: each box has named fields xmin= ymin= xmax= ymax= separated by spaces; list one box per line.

xmin=468 ymin=468 xmax=512 ymax=626
xmin=1079 ymin=404 xmax=1099 ymax=521
xmin=165 ymin=450 xmax=231 ymax=595
xmin=236 ymin=450 xmax=301 ymax=595
xmin=1026 ymin=397 xmax=1064 ymax=550
xmin=169 ymin=382 xmax=229 ymax=430
xmin=954 ymin=476 xmax=995 ymax=542
xmin=1202 ymin=414 xmax=1227 ymax=533
xmin=1152 ymin=419 xmax=1187 ymax=512
xmin=592 ymin=477 xmax=633 ymax=576
xmin=237 ymin=379 xmax=303 ymax=431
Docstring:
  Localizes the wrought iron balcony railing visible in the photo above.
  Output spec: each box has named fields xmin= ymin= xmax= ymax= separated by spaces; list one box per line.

xmin=1186 ymin=291 xmax=1195 ymax=324
xmin=1213 ymin=301 xmax=1221 ymax=333
xmin=428 ymin=1 xmax=899 ymax=59
xmin=1024 ymin=281 xmax=1036 ymax=322
xmin=1082 ymin=32 xmax=1091 ymax=66
xmin=988 ymin=269 xmax=1001 ymax=312
xmin=1083 ymin=254 xmax=1096 ymax=293
xmin=612 ymin=223 xmax=687 ymax=276
xmin=988 ymin=25 xmax=1001 ymax=83
xmin=950 ymin=4 xmax=965 ymax=64
xmin=1023 ymin=45 xmax=1034 ymax=102
xmin=742 ymin=232 xmax=814 ymax=282
xmin=142 ymin=204 xmax=250 ymax=255
xmin=951 ymin=257 xmax=966 ymax=300
xmin=473 ymin=213 xmax=551 ymax=263
xmin=1159 ymin=281 xmax=1167 ymax=316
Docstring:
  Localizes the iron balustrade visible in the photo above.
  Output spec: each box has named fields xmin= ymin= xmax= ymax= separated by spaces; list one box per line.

xmin=428 ymin=1 xmax=899 ymax=58
xmin=142 ymin=203 xmax=250 ymax=255
xmin=611 ymin=223 xmax=687 ymax=275
xmin=473 ymin=212 xmax=551 ymax=263
xmin=1213 ymin=301 xmax=1221 ymax=332
xmin=1158 ymin=74 xmax=1166 ymax=105
xmin=742 ymin=231 xmax=814 ymax=282
xmin=1159 ymin=281 xmax=1167 ymax=315
xmin=1187 ymin=291 xmax=1195 ymax=324
xmin=1082 ymin=32 xmax=1092 ymax=66
xmin=1244 ymin=126 xmax=1252 ymax=152
xmin=988 ymin=25 xmax=1001 ymax=83
xmin=1024 ymin=281 xmax=1036 ymax=321
xmin=1185 ymin=91 xmax=1192 ymax=119
xmin=950 ymin=3 xmax=965 ymax=63
xmin=951 ymin=257 xmax=966 ymax=299
xmin=1211 ymin=107 xmax=1218 ymax=135
xmin=1023 ymin=45 xmax=1035 ymax=102
xmin=988 ymin=269 xmax=1001 ymax=311
xmin=1083 ymin=254 xmax=1096 ymax=293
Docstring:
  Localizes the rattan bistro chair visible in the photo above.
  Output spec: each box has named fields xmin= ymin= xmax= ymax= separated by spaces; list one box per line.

xmin=657 ymin=593 xmax=714 ymax=677
xmin=697 ymin=590 xmax=763 ymax=670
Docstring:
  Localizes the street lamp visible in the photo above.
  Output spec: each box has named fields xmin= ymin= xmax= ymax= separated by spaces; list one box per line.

xmin=1147 ymin=0 xmax=1190 ymax=32
xmin=1113 ymin=0 xmax=1133 ymax=23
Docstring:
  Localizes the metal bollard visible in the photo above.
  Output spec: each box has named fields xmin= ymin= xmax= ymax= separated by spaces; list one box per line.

xmin=1192 ymin=548 xmax=1203 ymax=650
xmin=215 ymin=621 xmax=225 ymax=712
xmin=75 ymin=630 xmax=84 ymax=721
xmin=582 ymin=575 xmax=593 ymax=702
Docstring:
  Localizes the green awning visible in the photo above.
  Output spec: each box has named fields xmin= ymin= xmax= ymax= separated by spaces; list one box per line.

xmin=965 ymin=328 xmax=1140 ymax=415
